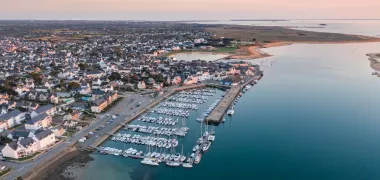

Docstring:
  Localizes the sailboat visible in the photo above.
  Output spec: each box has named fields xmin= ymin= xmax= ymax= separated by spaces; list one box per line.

xmin=141 ymin=158 xmax=160 ymax=166
xmin=182 ymin=163 xmax=193 ymax=168
xmin=180 ymin=144 xmax=186 ymax=162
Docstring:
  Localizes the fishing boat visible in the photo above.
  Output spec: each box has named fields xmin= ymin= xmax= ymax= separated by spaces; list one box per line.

xmin=141 ymin=158 xmax=159 ymax=166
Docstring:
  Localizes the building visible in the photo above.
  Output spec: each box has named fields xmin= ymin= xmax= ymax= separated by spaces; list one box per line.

xmin=51 ymin=125 xmax=66 ymax=137
xmin=221 ymin=75 xmax=243 ymax=86
xmin=7 ymin=130 xmax=34 ymax=141
xmin=91 ymin=92 xmax=118 ymax=113
xmin=32 ymin=129 xmax=56 ymax=150
xmin=137 ymin=81 xmax=146 ymax=89
xmin=31 ymin=104 xmax=56 ymax=118
xmin=0 ymin=110 xmax=26 ymax=130
xmin=25 ymin=113 xmax=52 ymax=130
xmin=1 ymin=137 xmax=38 ymax=159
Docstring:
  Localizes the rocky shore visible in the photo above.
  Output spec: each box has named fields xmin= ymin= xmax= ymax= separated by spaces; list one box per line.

xmin=28 ymin=148 xmax=93 ymax=180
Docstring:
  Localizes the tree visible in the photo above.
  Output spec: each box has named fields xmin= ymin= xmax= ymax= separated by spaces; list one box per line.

xmin=0 ymin=136 xmax=12 ymax=145
xmin=67 ymin=82 xmax=80 ymax=90
xmin=78 ymin=63 xmax=88 ymax=71
xmin=30 ymin=72 xmax=43 ymax=85
xmin=109 ymin=72 xmax=121 ymax=81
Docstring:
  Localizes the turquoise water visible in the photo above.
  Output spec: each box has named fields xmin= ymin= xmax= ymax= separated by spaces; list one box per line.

xmin=82 ymin=42 xmax=380 ymax=180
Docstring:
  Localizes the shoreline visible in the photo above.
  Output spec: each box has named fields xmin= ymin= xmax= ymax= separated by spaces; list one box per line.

xmin=170 ymin=39 xmax=380 ymax=61
xmin=366 ymin=53 xmax=380 ymax=72
xmin=24 ymin=147 xmax=93 ymax=180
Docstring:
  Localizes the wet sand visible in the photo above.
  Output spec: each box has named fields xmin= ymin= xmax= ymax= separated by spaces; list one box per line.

xmin=367 ymin=53 xmax=380 ymax=71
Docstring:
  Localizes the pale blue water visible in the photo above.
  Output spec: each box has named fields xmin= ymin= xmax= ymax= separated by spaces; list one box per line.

xmin=81 ymin=42 xmax=380 ymax=180
xmin=80 ymin=20 xmax=380 ymax=179
xmin=192 ymin=19 xmax=380 ymax=37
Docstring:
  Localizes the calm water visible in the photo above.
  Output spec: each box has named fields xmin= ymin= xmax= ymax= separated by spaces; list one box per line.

xmin=192 ymin=19 xmax=380 ymax=37
xmin=171 ymin=52 xmax=228 ymax=61
xmin=81 ymin=42 xmax=380 ymax=180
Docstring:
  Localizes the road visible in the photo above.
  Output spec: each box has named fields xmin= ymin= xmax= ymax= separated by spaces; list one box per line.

xmin=0 ymin=88 xmax=179 ymax=180
xmin=0 ymin=94 xmax=146 ymax=180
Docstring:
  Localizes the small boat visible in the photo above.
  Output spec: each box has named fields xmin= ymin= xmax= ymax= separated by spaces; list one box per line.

xmin=192 ymin=145 xmax=199 ymax=152
xmin=222 ymin=118 xmax=226 ymax=123
xmin=194 ymin=154 xmax=202 ymax=164
xmin=141 ymin=158 xmax=159 ymax=166
xmin=182 ymin=163 xmax=193 ymax=168
xmin=166 ymin=161 xmax=180 ymax=167
xmin=227 ymin=109 xmax=234 ymax=116
xmin=202 ymin=142 xmax=211 ymax=152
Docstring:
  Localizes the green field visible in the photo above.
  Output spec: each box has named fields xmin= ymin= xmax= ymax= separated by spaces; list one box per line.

xmin=213 ymin=47 xmax=237 ymax=53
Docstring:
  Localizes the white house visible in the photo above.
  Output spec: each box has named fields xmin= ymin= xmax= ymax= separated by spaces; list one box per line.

xmin=1 ymin=137 xmax=38 ymax=159
xmin=30 ymin=104 xmax=56 ymax=118
xmin=137 ymin=81 xmax=146 ymax=89
xmin=0 ymin=110 xmax=26 ymax=129
xmin=25 ymin=113 xmax=52 ymax=130
xmin=32 ymin=129 xmax=56 ymax=150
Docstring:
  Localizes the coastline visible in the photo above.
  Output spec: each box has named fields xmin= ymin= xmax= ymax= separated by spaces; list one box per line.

xmin=170 ymin=39 xmax=380 ymax=61
xmin=24 ymin=147 xmax=93 ymax=180
xmin=367 ymin=53 xmax=380 ymax=72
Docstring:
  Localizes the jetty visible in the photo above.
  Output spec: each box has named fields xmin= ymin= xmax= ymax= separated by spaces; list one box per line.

xmin=205 ymin=86 xmax=240 ymax=123
xmin=205 ymin=76 xmax=261 ymax=123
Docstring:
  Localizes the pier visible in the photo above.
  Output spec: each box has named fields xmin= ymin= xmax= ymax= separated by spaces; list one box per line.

xmin=205 ymin=86 xmax=240 ymax=123
xmin=205 ymin=76 xmax=261 ymax=124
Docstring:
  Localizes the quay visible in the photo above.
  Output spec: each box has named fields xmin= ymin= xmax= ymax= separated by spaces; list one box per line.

xmin=205 ymin=76 xmax=262 ymax=124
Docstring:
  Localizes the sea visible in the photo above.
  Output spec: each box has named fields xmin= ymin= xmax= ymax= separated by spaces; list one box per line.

xmin=79 ymin=20 xmax=380 ymax=180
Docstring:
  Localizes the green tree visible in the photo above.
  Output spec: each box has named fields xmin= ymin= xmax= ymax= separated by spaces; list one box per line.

xmin=67 ymin=82 xmax=80 ymax=90
xmin=109 ymin=72 xmax=121 ymax=81
xmin=30 ymin=72 xmax=43 ymax=85
xmin=78 ymin=63 xmax=88 ymax=71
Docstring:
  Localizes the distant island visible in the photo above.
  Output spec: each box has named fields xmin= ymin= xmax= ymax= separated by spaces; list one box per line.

xmin=230 ymin=19 xmax=288 ymax=22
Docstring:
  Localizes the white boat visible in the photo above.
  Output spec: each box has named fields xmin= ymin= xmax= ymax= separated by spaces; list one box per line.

xmin=180 ymin=155 xmax=186 ymax=162
xmin=192 ymin=145 xmax=199 ymax=152
xmin=227 ymin=109 xmax=234 ymax=115
xmin=194 ymin=154 xmax=202 ymax=164
xmin=182 ymin=163 xmax=193 ymax=168
xmin=202 ymin=142 xmax=211 ymax=152
xmin=208 ymin=135 xmax=215 ymax=141
xmin=166 ymin=161 xmax=180 ymax=167
xmin=141 ymin=158 xmax=159 ymax=166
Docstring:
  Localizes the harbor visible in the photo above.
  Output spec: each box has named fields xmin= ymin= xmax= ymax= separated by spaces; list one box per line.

xmin=82 ymin=78 xmax=261 ymax=168
xmin=89 ymin=88 xmax=224 ymax=168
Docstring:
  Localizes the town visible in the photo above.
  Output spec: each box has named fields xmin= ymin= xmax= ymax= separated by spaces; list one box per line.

xmin=0 ymin=21 xmax=262 ymax=179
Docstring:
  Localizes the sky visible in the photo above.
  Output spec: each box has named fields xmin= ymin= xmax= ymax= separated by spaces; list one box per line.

xmin=1 ymin=0 xmax=379 ymax=20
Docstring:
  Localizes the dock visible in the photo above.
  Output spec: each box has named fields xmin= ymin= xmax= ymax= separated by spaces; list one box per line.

xmin=205 ymin=76 xmax=262 ymax=124
xmin=205 ymin=86 xmax=240 ymax=123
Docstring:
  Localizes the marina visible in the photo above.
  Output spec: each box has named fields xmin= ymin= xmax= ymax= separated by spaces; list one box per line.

xmin=86 ymin=79 xmax=259 ymax=169
xmin=91 ymin=87 xmax=245 ymax=168
xmin=84 ymin=78 xmax=261 ymax=169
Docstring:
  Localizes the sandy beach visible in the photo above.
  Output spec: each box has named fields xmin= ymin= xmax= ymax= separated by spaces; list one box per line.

xmin=367 ymin=53 xmax=380 ymax=72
